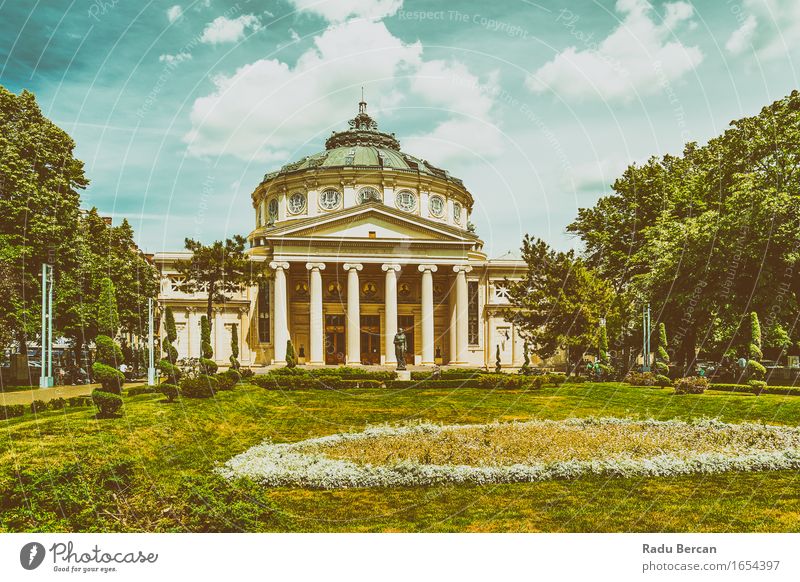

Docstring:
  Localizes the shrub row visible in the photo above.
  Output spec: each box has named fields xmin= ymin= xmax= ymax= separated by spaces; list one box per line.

xmin=1 ymin=395 xmax=94 ymax=420
xmin=674 ymin=376 xmax=709 ymax=395
xmin=709 ymin=383 xmax=800 ymax=397
xmin=179 ymin=375 xmax=219 ymax=398
xmin=0 ymin=404 xmax=25 ymax=419
xmin=127 ymin=385 xmax=158 ymax=396
xmin=264 ymin=367 xmax=397 ymax=381
xmin=253 ymin=375 xmax=383 ymax=390
xmin=624 ymin=371 xmax=672 ymax=387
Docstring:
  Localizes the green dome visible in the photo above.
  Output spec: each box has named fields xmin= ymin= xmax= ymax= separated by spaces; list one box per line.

xmin=261 ymin=100 xmax=464 ymax=187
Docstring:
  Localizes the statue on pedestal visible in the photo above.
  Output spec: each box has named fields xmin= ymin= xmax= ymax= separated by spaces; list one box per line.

xmin=394 ymin=328 xmax=407 ymax=371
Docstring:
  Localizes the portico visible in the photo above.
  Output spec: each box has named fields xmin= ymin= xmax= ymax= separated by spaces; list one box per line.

xmin=268 ymin=256 xmax=469 ymax=366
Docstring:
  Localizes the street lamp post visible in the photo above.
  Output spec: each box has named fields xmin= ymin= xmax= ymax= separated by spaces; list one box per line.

xmin=642 ymin=303 xmax=651 ymax=372
xmin=39 ymin=264 xmax=54 ymax=388
xmin=147 ymin=298 xmax=156 ymax=385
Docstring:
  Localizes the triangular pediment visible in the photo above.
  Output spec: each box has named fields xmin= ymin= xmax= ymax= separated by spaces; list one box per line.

xmin=263 ymin=203 xmax=478 ymax=243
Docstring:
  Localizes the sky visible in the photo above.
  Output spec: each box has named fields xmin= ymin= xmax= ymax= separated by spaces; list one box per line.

xmin=2 ymin=0 xmax=799 ymax=258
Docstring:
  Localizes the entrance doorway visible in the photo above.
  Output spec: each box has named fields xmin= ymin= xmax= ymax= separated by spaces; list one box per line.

xmin=360 ymin=315 xmax=381 ymax=365
xmin=325 ymin=314 xmax=346 ymax=365
xmin=398 ymin=315 xmax=415 ymax=365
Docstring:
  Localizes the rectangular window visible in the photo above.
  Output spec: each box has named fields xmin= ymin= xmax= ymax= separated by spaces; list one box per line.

xmin=468 ymin=281 xmax=479 ymax=346
xmin=258 ymin=281 xmax=270 ymax=343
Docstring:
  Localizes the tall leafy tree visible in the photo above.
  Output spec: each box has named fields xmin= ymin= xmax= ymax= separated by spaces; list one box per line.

xmin=568 ymin=90 xmax=800 ymax=371
xmin=0 ymin=86 xmax=87 ymax=350
xmin=505 ymin=236 xmax=617 ymax=374
xmin=97 ymin=277 xmax=119 ymax=336
xmin=174 ymin=236 xmax=254 ymax=329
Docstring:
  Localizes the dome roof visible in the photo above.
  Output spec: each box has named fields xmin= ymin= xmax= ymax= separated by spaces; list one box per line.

xmin=261 ymin=99 xmax=464 ymax=187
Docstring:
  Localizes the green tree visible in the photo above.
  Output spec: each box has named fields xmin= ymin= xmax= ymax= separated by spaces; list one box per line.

xmin=174 ymin=237 xmax=254 ymax=330
xmin=747 ymin=312 xmax=766 ymax=382
xmin=229 ymin=323 xmax=240 ymax=370
xmin=162 ymin=307 xmax=178 ymax=364
xmin=0 ymin=86 xmax=87 ymax=350
xmin=97 ymin=277 xmax=119 ymax=337
xmin=285 ymin=339 xmax=297 ymax=368
xmin=505 ymin=236 xmax=617 ymax=374
xmin=654 ymin=323 xmax=670 ymax=376
xmin=200 ymin=315 xmax=213 ymax=360
xmin=568 ymin=90 xmax=800 ymax=371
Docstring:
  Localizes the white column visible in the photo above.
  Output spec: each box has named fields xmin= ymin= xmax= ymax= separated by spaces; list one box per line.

xmin=453 ymin=265 xmax=473 ymax=364
xmin=418 ymin=264 xmax=438 ymax=365
xmin=186 ymin=307 xmax=195 ymax=358
xmin=238 ymin=308 xmax=251 ymax=366
xmin=270 ymin=261 xmax=290 ymax=364
xmin=343 ymin=263 xmax=363 ymax=365
xmin=382 ymin=263 xmax=401 ymax=364
xmin=214 ymin=307 xmax=223 ymax=363
xmin=306 ymin=262 xmax=326 ymax=365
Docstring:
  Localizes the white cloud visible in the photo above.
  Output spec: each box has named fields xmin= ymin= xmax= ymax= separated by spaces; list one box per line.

xmin=527 ymin=0 xmax=702 ymax=101
xmin=287 ymin=0 xmax=402 ymax=23
xmin=159 ymin=52 xmax=192 ymax=66
xmin=200 ymin=14 xmax=262 ymax=45
xmin=166 ymin=5 xmax=182 ymax=23
xmin=403 ymin=60 xmax=503 ymax=164
xmin=726 ymin=15 xmax=758 ymax=55
xmin=185 ymin=19 xmax=422 ymax=161
xmin=183 ymin=18 xmax=502 ymax=168
xmin=725 ymin=0 xmax=800 ymax=60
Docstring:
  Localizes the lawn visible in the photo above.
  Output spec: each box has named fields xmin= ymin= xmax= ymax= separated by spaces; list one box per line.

xmin=1 ymin=381 xmax=800 ymax=532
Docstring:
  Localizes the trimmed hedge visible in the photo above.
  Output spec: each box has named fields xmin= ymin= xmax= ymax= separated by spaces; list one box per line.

xmin=709 ymin=383 xmax=800 ymax=397
xmin=127 ymin=385 xmax=158 ymax=396
xmin=30 ymin=400 xmax=48 ymax=413
xmin=0 ymin=404 xmax=25 ymax=419
xmin=674 ymin=376 xmax=709 ymax=395
xmin=91 ymin=389 xmax=123 ymax=417
xmin=264 ymin=367 xmax=396 ymax=382
xmin=180 ymin=375 xmax=219 ymax=398
xmin=254 ymin=375 xmax=382 ymax=390
xmin=48 ymin=397 xmax=66 ymax=410
xmin=67 ymin=396 xmax=93 ymax=407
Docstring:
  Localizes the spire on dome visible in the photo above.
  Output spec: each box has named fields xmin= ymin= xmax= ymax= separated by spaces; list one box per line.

xmin=324 ymin=91 xmax=401 ymax=150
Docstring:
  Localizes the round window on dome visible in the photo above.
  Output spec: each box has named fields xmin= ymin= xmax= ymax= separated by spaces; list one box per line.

xmin=395 ymin=190 xmax=417 ymax=212
xmin=268 ymin=198 xmax=279 ymax=223
xmin=319 ymin=188 xmax=341 ymax=211
xmin=358 ymin=187 xmax=381 ymax=204
xmin=429 ymin=195 xmax=444 ymax=217
xmin=288 ymin=192 xmax=306 ymax=214
xmin=453 ymin=201 xmax=462 ymax=224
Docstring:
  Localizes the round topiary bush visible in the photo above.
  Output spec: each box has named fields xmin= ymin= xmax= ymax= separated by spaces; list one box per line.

xmin=95 ymin=334 xmax=123 ymax=366
xmin=91 ymin=362 xmax=124 ymax=394
xmin=199 ymin=357 xmax=219 ymax=375
xmin=180 ymin=374 xmax=219 ymax=398
xmin=673 ymin=376 xmax=708 ymax=395
xmin=158 ymin=359 xmax=182 ymax=383
xmin=91 ymin=389 xmax=123 ymax=417
xmin=748 ymin=379 xmax=768 ymax=394
xmin=48 ymin=397 xmax=66 ymax=410
xmin=215 ymin=369 xmax=241 ymax=391
xmin=158 ymin=383 xmax=179 ymax=402
xmin=30 ymin=400 xmax=48 ymax=414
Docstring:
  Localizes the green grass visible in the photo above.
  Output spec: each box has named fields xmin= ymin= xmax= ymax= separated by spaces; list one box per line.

xmin=1 ymin=382 xmax=800 ymax=532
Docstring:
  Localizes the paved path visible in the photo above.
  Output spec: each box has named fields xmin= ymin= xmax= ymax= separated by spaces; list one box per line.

xmin=0 ymin=382 xmax=142 ymax=406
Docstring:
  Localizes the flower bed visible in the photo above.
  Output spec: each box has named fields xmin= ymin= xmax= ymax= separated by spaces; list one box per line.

xmin=218 ymin=417 xmax=800 ymax=489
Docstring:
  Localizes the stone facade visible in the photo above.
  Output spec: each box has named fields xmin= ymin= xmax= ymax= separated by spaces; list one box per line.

xmin=155 ymin=101 xmax=532 ymax=369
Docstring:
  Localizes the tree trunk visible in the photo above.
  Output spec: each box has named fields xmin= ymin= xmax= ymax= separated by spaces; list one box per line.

xmin=206 ymin=281 xmax=214 ymax=332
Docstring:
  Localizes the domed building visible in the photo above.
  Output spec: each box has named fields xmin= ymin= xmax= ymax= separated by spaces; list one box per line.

xmin=155 ymin=100 xmax=529 ymax=369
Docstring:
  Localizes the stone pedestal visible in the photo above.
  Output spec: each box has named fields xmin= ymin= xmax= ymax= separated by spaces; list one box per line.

xmin=396 ymin=370 xmax=411 ymax=381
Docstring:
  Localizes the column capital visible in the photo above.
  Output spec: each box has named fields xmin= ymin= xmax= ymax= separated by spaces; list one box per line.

xmin=213 ymin=306 xmax=224 ymax=314
xmin=237 ymin=307 xmax=248 ymax=315
xmin=187 ymin=306 xmax=197 ymax=313
xmin=382 ymin=263 xmax=402 ymax=272
xmin=418 ymin=264 xmax=438 ymax=273
xmin=453 ymin=265 xmax=473 ymax=274
xmin=269 ymin=261 xmax=290 ymax=271
xmin=343 ymin=263 xmax=363 ymax=271
xmin=305 ymin=262 xmax=326 ymax=271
